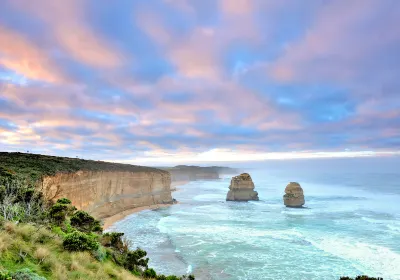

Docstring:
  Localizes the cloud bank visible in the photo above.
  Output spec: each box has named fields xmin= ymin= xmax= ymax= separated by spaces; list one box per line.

xmin=0 ymin=0 xmax=399 ymax=164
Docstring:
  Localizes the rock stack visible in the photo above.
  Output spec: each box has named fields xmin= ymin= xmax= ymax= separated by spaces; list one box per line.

xmin=283 ymin=182 xmax=305 ymax=207
xmin=226 ymin=173 xmax=259 ymax=201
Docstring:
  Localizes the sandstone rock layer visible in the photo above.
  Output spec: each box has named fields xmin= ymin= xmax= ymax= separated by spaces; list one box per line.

xmin=283 ymin=182 xmax=305 ymax=207
xmin=39 ymin=170 xmax=173 ymax=219
xmin=226 ymin=173 xmax=259 ymax=201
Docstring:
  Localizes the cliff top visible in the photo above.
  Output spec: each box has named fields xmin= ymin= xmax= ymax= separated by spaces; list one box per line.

xmin=232 ymin=173 xmax=252 ymax=181
xmin=0 ymin=152 xmax=167 ymax=184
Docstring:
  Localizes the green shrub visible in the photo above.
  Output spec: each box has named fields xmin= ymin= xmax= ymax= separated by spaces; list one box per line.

xmin=123 ymin=248 xmax=149 ymax=272
xmin=143 ymin=268 xmax=157 ymax=278
xmin=101 ymin=232 xmax=124 ymax=251
xmin=11 ymin=268 xmax=46 ymax=280
xmin=156 ymin=275 xmax=167 ymax=280
xmin=48 ymin=203 xmax=68 ymax=224
xmin=70 ymin=210 xmax=103 ymax=233
xmin=63 ymin=231 xmax=99 ymax=251
xmin=56 ymin=198 xmax=71 ymax=204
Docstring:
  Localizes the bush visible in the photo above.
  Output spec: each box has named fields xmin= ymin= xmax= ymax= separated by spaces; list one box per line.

xmin=48 ymin=203 xmax=69 ymax=224
xmin=63 ymin=231 xmax=99 ymax=251
xmin=143 ymin=268 xmax=157 ymax=278
xmin=56 ymin=198 xmax=71 ymax=204
xmin=124 ymin=248 xmax=149 ymax=272
xmin=70 ymin=210 xmax=103 ymax=233
xmin=101 ymin=232 xmax=124 ymax=251
xmin=0 ymin=178 xmax=45 ymax=223
xmin=11 ymin=268 xmax=46 ymax=280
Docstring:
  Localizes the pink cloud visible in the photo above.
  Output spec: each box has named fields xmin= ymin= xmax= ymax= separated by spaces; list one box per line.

xmin=10 ymin=0 xmax=126 ymax=68
xmin=270 ymin=0 xmax=400 ymax=83
xmin=0 ymin=25 xmax=67 ymax=83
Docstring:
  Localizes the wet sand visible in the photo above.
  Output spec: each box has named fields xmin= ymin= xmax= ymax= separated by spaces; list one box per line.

xmin=102 ymin=203 xmax=174 ymax=229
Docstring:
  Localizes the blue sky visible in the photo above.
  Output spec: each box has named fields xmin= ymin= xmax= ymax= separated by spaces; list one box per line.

xmin=0 ymin=0 xmax=399 ymax=164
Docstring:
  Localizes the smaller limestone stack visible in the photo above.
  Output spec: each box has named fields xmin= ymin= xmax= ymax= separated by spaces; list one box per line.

xmin=226 ymin=173 xmax=259 ymax=201
xmin=283 ymin=182 xmax=305 ymax=207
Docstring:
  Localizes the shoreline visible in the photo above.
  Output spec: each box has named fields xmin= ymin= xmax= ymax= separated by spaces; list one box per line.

xmin=170 ymin=180 xmax=190 ymax=191
xmin=103 ymin=180 xmax=190 ymax=229
xmin=102 ymin=203 xmax=174 ymax=230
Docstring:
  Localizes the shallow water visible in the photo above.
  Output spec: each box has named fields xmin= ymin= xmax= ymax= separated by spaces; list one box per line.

xmin=109 ymin=158 xmax=400 ymax=280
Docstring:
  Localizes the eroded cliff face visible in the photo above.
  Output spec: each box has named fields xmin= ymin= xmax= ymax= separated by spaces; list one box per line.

xmin=39 ymin=170 xmax=173 ymax=219
xmin=226 ymin=173 xmax=259 ymax=201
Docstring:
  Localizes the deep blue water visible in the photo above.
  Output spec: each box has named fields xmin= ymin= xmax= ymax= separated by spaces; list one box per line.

xmin=108 ymin=158 xmax=400 ymax=280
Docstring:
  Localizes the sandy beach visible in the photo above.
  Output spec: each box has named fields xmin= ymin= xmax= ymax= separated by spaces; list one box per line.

xmin=103 ymin=181 xmax=189 ymax=229
xmin=102 ymin=203 xmax=175 ymax=229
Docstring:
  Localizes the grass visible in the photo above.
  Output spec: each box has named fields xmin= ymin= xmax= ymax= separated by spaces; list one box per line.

xmin=0 ymin=152 xmax=167 ymax=185
xmin=0 ymin=222 xmax=141 ymax=280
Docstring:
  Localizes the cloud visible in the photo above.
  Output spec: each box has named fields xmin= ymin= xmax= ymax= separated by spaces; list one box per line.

xmin=0 ymin=0 xmax=399 ymax=163
xmin=9 ymin=0 xmax=126 ymax=68
xmin=270 ymin=0 xmax=400 ymax=84
xmin=0 ymin=26 xmax=67 ymax=83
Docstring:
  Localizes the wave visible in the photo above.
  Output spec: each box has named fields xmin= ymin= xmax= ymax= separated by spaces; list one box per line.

xmin=305 ymin=236 xmax=400 ymax=280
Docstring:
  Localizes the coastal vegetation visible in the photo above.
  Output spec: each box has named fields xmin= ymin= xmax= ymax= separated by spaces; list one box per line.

xmin=0 ymin=152 xmax=161 ymax=186
xmin=0 ymin=173 xmax=195 ymax=280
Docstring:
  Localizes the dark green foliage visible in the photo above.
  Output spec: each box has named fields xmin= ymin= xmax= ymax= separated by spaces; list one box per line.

xmin=143 ymin=268 xmax=157 ymax=278
xmin=70 ymin=210 xmax=103 ymax=233
xmin=56 ymin=198 xmax=71 ymax=204
xmin=101 ymin=232 xmax=125 ymax=251
xmin=340 ymin=277 xmax=383 ymax=280
xmin=156 ymin=275 xmax=167 ymax=280
xmin=10 ymin=268 xmax=46 ymax=280
xmin=63 ymin=231 xmax=99 ymax=251
xmin=48 ymin=203 xmax=69 ymax=224
xmin=123 ymin=248 xmax=149 ymax=272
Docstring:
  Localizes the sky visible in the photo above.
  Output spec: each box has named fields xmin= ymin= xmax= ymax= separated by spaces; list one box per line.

xmin=0 ymin=0 xmax=399 ymax=165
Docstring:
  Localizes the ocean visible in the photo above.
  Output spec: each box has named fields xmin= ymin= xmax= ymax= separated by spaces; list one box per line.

xmin=108 ymin=157 xmax=400 ymax=280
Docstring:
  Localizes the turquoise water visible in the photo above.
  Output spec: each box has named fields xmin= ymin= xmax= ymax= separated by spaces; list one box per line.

xmin=109 ymin=158 xmax=400 ymax=280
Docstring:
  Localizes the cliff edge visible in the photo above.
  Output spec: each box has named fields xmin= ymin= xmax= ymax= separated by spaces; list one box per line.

xmin=0 ymin=152 xmax=173 ymax=220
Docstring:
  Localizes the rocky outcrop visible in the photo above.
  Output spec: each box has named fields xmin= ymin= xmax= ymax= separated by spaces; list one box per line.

xmin=283 ymin=182 xmax=305 ymax=207
xmin=40 ymin=170 xmax=173 ymax=219
xmin=226 ymin=173 xmax=259 ymax=201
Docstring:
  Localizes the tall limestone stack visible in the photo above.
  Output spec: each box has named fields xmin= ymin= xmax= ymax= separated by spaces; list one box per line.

xmin=283 ymin=182 xmax=305 ymax=207
xmin=226 ymin=173 xmax=259 ymax=201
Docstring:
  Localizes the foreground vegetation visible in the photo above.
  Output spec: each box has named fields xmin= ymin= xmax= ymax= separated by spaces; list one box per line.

xmin=0 ymin=174 xmax=194 ymax=280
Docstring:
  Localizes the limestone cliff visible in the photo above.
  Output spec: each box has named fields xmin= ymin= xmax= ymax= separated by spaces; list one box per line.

xmin=283 ymin=182 xmax=305 ymax=207
xmin=226 ymin=173 xmax=259 ymax=201
xmin=40 ymin=170 xmax=173 ymax=219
